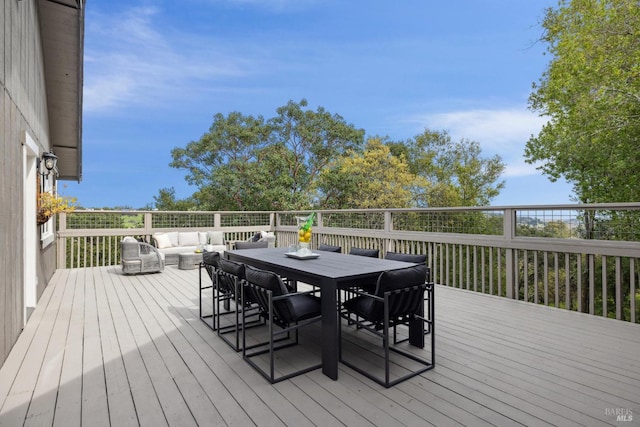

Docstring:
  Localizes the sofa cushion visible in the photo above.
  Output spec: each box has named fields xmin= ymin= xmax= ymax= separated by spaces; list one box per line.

xmin=179 ymin=232 xmax=200 ymax=246
xmin=199 ymin=232 xmax=208 ymax=245
xmin=158 ymin=246 xmax=198 ymax=255
xmin=204 ymin=244 xmax=226 ymax=253
xmin=208 ymin=231 xmax=224 ymax=245
xmin=167 ymin=232 xmax=179 ymax=247
xmin=154 ymin=233 xmax=172 ymax=249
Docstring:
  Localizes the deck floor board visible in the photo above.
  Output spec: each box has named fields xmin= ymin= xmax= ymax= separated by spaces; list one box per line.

xmin=1 ymin=265 xmax=639 ymax=426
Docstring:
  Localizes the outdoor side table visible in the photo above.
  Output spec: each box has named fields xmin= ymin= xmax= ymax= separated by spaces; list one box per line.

xmin=178 ymin=252 xmax=203 ymax=270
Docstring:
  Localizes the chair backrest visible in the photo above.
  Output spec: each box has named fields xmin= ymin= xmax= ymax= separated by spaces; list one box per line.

xmin=121 ymin=239 xmax=141 ymax=259
xmin=317 ymin=243 xmax=342 ymax=253
xmin=385 ymin=251 xmax=427 ymax=264
xmin=384 ymin=252 xmax=431 ymax=282
xmin=217 ymin=258 xmax=245 ymax=295
xmin=202 ymin=250 xmax=220 ymax=280
xmin=349 ymin=247 xmax=379 ymax=258
xmin=244 ymin=264 xmax=294 ymax=323
xmin=374 ymin=264 xmax=427 ymax=318
xmin=235 ymin=240 xmax=268 ymax=250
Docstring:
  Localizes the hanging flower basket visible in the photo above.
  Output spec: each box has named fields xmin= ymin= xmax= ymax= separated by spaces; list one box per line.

xmin=37 ymin=192 xmax=77 ymax=225
xmin=37 ymin=210 xmax=52 ymax=226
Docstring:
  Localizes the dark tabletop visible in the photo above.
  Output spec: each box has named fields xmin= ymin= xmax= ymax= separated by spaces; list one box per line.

xmin=226 ymin=247 xmax=417 ymax=283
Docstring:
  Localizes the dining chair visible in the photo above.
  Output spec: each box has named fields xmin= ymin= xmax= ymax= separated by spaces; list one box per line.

xmin=339 ymin=264 xmax=434 ymax=388
xmin=120 ymin=237 xmax=165 ymax=274
xmin=385 ymin=251 xmax=432 ymax=334
xmin=345 ymin=247 xmax=380 ymax=294
xmin=236 ymin=238 xmax=299 ymax=290
xmin=199 ymin=250 xmax=220 ymax=329
xmin=242 ymin=264 xmax=322 ymax=383
xmin=216 ymin=258 xmax=262 ymax=351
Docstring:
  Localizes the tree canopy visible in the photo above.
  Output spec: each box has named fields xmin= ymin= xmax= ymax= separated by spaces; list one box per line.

xmin=167 ymin=100 xmax=505 ymax=211
xmin=316 ymin=138 xmax=429 ymax=209
xmin=388 ymin=130 xmax=505 ymax=207
xmin=525 ymin=0 xmax=640 ymax=203
xmin=170 ymin=99 xmax=365 ymax=210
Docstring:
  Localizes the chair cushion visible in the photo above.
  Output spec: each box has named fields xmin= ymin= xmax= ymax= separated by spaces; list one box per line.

xmin=343 ymin=295 xmax=379 ymax=321
xmin=318 ymin=244 xmax=341 ymax=253
xmin=245 ymin=265 xmax=298 ymax=322
xmin=385 ymin=252 xmax=427 ymax=264
xmin=218 ymin=258 xmax=245 ymax=279
xmin=154 ymin=233 xmax=172 ymax=249
xmin=217 ymin=259 xmax=245 ymax=295
xmin=376 ymin=264 xmax=427 ymax=295
xmin=202 ymin=250 xmax=220 ymax=269
xmin=344 ymin=264 xmax=428 ymax=322
xmin=349 ymin=248 xmax=379 ymax=258
xmin=244 ymin=265 xmax=287 ymax=296
xmin=287 ymin=294 xmax=321 ymax=321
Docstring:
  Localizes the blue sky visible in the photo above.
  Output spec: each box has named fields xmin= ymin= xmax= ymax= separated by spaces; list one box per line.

xmin=64 ymin=0 xmax=574 ymax=209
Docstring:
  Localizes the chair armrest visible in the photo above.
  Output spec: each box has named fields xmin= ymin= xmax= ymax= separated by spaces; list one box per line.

xmin=139 ymin=242 xmax=161 ymax=255
xmin=271 ymin=288 xmax=321 ymax=301
xmin=343 ymin=287 xmax=383 ymax=301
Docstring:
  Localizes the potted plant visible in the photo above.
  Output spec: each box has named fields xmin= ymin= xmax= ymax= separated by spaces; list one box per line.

xmin=37 ymin=192 xmax=77 ymax=225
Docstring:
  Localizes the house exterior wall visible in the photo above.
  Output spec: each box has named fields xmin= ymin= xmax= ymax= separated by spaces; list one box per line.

xmin=1 ymin=0 xmax=56 ymax=366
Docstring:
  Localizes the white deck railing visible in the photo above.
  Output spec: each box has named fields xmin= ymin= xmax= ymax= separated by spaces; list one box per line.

xmin=57 ymin=204 xmax=640 ymax=323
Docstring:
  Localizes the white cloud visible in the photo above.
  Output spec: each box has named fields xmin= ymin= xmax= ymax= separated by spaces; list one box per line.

xmin=404 ymin=107 xmax=549 ymax=177
xmin=410 ymin=108 xmax=547 ymax=151
xmin=83 ymin=6 xmax=260 ymax=113
xmin=503 ymin=159 xmax=543 ymax=178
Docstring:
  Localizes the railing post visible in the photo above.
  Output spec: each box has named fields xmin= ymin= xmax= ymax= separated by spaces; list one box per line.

xmin=144 ymin=212 xmax=153 ymax=238
xmin=504 ymin=208 xmax=516 ymax=299
xmin=57 ymin=212 xmax=67 ymax=268
xmin=383 ymin=210 xmax=392 ymax=253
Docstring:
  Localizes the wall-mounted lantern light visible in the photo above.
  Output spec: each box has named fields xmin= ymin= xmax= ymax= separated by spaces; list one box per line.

xmin=38 ymin=151 xmax=58 ymax=177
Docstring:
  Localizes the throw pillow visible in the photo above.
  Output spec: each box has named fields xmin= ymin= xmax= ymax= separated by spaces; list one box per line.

xmin=167 ymin=232 xmax=179 ymax=247
xmin=198 ymin=232 xmax=208 ymax=245
xmin=179 ymin=232 xmax=200 ymax=246
xmin=207 ymin=231 xmax=224 ymax=245
xmin=154 ymin=233 xmax=172 ymax=249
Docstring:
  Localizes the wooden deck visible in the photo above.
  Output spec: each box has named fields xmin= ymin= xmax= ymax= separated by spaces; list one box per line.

xmin=1 ymin=265 xmax=639 ymax=427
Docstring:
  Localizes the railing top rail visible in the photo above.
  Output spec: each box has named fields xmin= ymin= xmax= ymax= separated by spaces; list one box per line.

xmin=69 ymin=202 xmax=640 ymax=216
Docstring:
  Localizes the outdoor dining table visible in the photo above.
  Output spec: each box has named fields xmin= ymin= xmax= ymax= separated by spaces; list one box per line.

xmin=225 ymin=247 xmax=424 ymax=380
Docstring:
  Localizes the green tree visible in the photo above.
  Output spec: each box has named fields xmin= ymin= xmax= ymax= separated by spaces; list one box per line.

xmin=525 ymin=0 xmax=640 ymax=203
xmin=170 ymin=111 xmax=271 ymax=210
xmin=268 ymin=99 xmax=366 ymax=206
xmin=169 ymin=100 xmax=365 ymax=210
xmin=153 ymin=187 xmax=197 ymax=211
xmin=388 ymin=129 xmax=505 ymax=207
xmin=316 ymin=138 xmax=428 ymax=209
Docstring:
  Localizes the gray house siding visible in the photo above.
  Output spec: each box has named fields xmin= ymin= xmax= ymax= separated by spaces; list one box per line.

xmin=1 ymin=0 xmax=55 ymax=367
